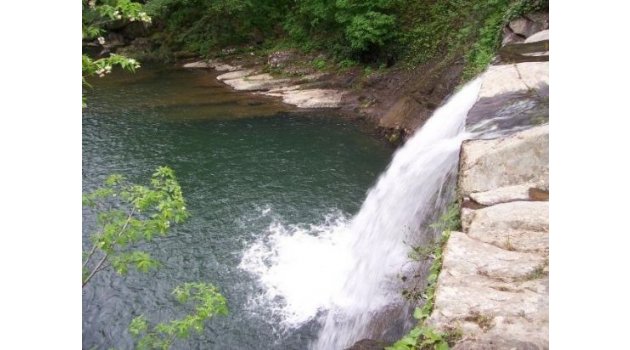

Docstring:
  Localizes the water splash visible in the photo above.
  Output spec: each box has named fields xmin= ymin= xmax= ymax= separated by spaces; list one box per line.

xmin=240 ymin=78 xmax=482 ymax=348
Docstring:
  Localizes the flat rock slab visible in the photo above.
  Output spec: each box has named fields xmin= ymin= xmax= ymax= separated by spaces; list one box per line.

xmin=182 ymin=60 xmax=241 ymax=71
xmin=469 ymin=183 xmax=539 ymax=206
xmin=278 ymin=89 xmax=344 ymax=108
xmin=525 ymin=30 xmax=549 ymax=43
xmin=479 ymin=62 xmax=548 ymax=99
xmin=428 ymin=231 xmax=548 ymax=349
xmin=467 ymin=201 xmax=549 ymax=253
xmin=223 ymin=73 xmax=292 ymax=91
xmin=217 ymin=69 xmax=256 ymax=81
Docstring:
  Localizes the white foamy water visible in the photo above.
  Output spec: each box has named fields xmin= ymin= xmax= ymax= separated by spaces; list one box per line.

xmin=240 ymin=78 xmax=482 ymax=349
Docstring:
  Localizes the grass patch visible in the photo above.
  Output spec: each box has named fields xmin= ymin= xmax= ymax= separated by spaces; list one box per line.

xmin=524 ymin=259 xmax=548 ymax=280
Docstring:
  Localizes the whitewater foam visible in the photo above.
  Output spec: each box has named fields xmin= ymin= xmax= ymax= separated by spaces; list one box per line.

xmin=240 ymin=78 xmax=483 ymax=349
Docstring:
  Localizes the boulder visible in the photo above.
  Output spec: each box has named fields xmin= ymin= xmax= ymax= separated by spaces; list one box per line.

xmin=526 ymin=12 xmax=549 ymax=30
xmin=509 ymin=17 xmax=544 ymax=38
xmin=467 ymin=201 xmax=549 ymax=253
xmin=502 ymin=26 xmax=525 ymax=46
xmin=459 ymin=125 xmax=549 ymax=196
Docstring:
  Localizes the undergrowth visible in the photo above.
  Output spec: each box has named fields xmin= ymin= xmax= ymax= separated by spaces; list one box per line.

xmin=398 ymin=0 xmax=548 ymax=80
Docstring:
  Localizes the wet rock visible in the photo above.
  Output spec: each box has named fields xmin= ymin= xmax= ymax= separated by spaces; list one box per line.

xmin=346 ymin=339 xmax=387 ymax=350
xmin=502 ymin=26 xmax=525 ymax=46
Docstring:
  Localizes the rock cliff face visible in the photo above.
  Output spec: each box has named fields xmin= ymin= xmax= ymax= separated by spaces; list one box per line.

xmin=424 ymin=18 xmax=549 ymax=349
xmin=426 ymin=55 xmax=549 ymax=350
xmin=427 ymin=126 xmax=549 ymax=350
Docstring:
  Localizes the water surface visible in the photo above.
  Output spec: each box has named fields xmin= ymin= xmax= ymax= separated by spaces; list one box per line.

xmin=82 ymin=66 xmax=393 ymax=349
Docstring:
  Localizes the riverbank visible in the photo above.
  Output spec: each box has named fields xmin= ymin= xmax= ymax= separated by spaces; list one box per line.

xmin=176 ymin=49 xmax=462 ymax=145
xmin=87 ymin=6 xmax=549 ymax=146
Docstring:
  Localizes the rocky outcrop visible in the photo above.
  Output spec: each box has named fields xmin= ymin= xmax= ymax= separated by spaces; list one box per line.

xmin=459 ymin=124 xmax=549 ymax=203
xmin=507 ymin=13 xmax=549 ymax=39
xmin=427 ymin=125 xmax=549 ymax=350
xmin=467 ymin=62 xmax=548 ymax=134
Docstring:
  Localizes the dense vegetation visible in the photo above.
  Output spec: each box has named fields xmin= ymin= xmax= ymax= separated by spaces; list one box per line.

xmin=138 ymin=0 xmax=547 ymax=75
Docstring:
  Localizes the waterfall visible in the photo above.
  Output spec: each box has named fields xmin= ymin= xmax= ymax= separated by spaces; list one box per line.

xmin=240 ymin=78 xmax=482 ymax=349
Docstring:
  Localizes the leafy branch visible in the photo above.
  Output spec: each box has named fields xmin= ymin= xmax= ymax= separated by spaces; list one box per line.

xmin=82 ymin=0 xmax=152 ymax=106
xmin=82 ymin=166 xmax=189 ymax=287
xmin=129 ymin=283 xmax=229 ymax=350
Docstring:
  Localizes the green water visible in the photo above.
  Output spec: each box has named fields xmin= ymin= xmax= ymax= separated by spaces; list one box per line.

xmin=82 ymin=66 xmax=393 ymax=349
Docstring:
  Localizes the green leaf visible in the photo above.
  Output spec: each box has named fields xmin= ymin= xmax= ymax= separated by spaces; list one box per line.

xmin=413 ymin=307 xmax=424 ymax=320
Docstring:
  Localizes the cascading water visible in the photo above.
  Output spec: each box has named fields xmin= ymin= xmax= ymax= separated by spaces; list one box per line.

xmin=240 ymin=78 xmax=483 ymax=349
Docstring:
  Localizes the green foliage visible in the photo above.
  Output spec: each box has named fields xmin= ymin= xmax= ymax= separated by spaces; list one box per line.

xmin=312 ymin=58 xmax=328 ymax=71
xmin=429 ymin=202 xmax=461 ymax=232
xmin=344 ymin=11 xmax=396 ymax=52
xmin=145 ymin=0 xmax=292 ymax=55
xmin=337 ymin=58 xmax=358 ymax=69
xmin=389 ymin=232 xmax=451 ymax=350
xmin=391 ymin=203 xmax=461 ymax=349
xmin=145 ymin=0 xmax=398 ymax=62
xmin=398 ymin=0 xmax=548 ymax=79
xmin=83 ymin=0 xmax=152 ymax=105
xmin=129 ymin=283 xmax=228 ymax=350
xmin=82 ymin=166 xmax=189 ymax=287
